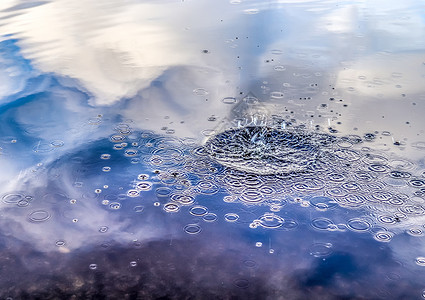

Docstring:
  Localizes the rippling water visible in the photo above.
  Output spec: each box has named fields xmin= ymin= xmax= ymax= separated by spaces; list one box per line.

xmin=1 ymin=0 xmax=425 ymax=299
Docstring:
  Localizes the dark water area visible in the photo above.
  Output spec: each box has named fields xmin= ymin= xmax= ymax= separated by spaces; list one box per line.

xmin=1 ymin=0 xmax=425 ymax=299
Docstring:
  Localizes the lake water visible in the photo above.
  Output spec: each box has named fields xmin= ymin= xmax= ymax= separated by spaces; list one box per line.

xmin=1 ymin=0 xmax=425 ymax=299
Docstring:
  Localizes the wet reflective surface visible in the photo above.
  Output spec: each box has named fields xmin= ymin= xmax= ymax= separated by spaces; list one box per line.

xmin=1 ymin=0 xmax=425 ymax=299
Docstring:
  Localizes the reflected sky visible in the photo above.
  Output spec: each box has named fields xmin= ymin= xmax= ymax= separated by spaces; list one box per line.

xmin=1 ymin=0 xmax=425 ymax=298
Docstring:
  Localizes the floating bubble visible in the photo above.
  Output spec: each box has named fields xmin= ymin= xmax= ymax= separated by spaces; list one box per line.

xmin=89 ymin=264 xmax=97 ymax=270
xmin=184 ymin=224 xmax=202 ymax=234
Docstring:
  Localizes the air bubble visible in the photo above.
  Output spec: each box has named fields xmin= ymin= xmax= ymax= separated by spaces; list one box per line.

xmin=155 ymin=187 xmax=172 ymax=197
xmin=89 ymin=264 xmax=97 ymax=270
